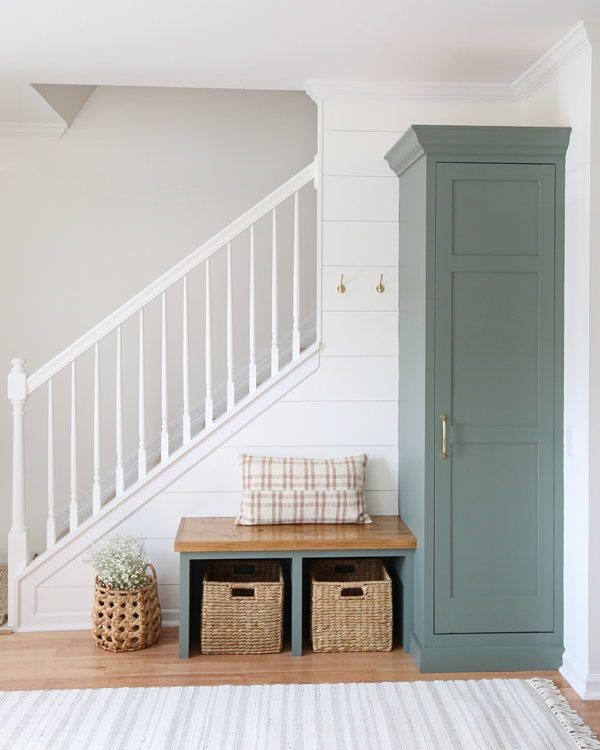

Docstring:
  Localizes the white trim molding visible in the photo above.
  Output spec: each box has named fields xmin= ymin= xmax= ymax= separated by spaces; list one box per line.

xmin=560 ymin=651 xmax=600 ymax=700
xmin=512 ymin=21 xmax=591 ymax=102
xmin=306 ymin=80 xmax=515 ymax=103
xmin=307 ymin=21 xmax=590 ymax=106
xmin=0 ymin=122 xmax=67 ymax=138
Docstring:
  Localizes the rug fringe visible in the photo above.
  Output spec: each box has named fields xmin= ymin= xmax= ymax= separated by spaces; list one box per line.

xmin=530 ymin=678 xmax=600 ymax=749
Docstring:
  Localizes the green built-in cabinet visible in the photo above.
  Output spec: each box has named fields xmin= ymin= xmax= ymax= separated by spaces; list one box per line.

xmin=385 ymin=125 xmax=571 ymax=672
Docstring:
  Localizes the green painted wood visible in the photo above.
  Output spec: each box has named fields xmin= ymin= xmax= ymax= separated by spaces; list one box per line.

xmin=291 ymin=553 xmax=303 ymax=657
xmin=385 ymin=125 xmax=572 ymax=176
xmin=396 ymin=158 xmax=429 ymax=644
xmin=385 ymin=124 xmax=570 ymax=672
xmin=178 ymin=553 xmax=191 ymax=659
xmin=410 ymin=632 xmax=564 ymax=673
xmin=389 ymin=553 xmax=416 ymax=649
xmin=177 ymin=547 xmax=415 ymax=658
xmin=434 ymin=162 xmax=556 ymax=635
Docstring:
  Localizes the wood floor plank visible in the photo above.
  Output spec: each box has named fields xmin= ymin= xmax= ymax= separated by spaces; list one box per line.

xmin=0 ymin=627 xmax=598 ymax=736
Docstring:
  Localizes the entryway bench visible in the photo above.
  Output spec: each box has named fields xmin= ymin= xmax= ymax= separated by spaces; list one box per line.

xmin=175 ymin=515 xmax=417 ymax=658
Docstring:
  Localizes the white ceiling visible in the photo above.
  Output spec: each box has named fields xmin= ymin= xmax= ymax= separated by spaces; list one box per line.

xmin=0 ymin=0 xmax=598 ymax=121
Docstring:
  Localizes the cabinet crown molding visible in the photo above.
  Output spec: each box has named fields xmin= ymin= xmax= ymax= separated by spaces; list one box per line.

xmin=384 ymin=125 xmax=572 ymax=177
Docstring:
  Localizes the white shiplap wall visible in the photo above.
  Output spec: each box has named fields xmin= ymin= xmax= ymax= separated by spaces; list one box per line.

xmin=36 ymin=95 xmax=520 ymax=626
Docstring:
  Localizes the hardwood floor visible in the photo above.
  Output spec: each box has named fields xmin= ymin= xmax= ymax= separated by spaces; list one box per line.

xmin=1 ymin=627 xmax=599 ymax=736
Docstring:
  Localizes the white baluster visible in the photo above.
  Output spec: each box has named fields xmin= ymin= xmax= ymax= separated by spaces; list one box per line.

xmin=138 ymin=309 xmax=147 ymax=480
xmin=161 ymin=291 xmax=169 ymax=460
xmin=292 ymin=190 xmax=301 ymax=359
xmin=92 ymin=344 xmax=101 ymax=514
xmin=70 ymin=361 xmax=78 ymax=532
xmin=227 ymin=243 xmax=235 ymax=410
xmin=7 ymin=357 xmax=28 ymax=629
xmin=249 ymin=225 xmax=257 ymax=393
xmin=271 ymin=208 xmax=279 ymax=376
xmin=115 ymin=327 xmax=124 ymax=495
xmin=205 ymin=258 xmax=213 ymax=426
xmin=182 ymin=275 xmax=191 ymax=443
xmin=47 ymin=378 xmax=56 ymax=548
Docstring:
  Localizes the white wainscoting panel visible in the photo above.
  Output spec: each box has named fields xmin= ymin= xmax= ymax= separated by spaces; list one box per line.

xmin=37 ymin=586 xmax=94 ymax=614
xmin=282 ymin=356 xmax=397 ymax=403
xmin=41 ymin=558 xmax=93 ymax=588
xmin=323 ymin=221 xmax=398 ymax=267
xmin=323 ymin=176 xmax=398 ymax=222
xmin=117 ymin=493 xmax=243 ymax=535
xmin=321 ymin=311 xmax=398 ymax=356
xmin=155 ymin=584 xmax=179 ymax=611
xmin=364 ymin=490 xmax=399 ymax=515
xmin=322 ymin=267 xmax=398 ymax=312
xmin=168 ymin=445 xmax=399 ymax=493
xmin=143 ymin=540 xmax=181 ymax=582
xmin=323 ymin=131 xmax=403 ymax=176
xmin=227 ymin=401 xmax=398 ymax=447
xmin=323 ymin=98 xmax=519 ymax=132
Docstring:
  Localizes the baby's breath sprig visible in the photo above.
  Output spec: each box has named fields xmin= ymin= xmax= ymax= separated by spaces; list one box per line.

xmin=83 ymin=534 xmax=151 ymax=590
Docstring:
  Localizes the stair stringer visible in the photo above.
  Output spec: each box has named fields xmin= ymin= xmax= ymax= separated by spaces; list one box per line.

xmin=14 ymin=343 xmax=319 ymax=632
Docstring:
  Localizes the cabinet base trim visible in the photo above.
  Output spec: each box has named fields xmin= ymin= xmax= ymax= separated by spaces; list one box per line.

xmin=410 ymin=633 xmax=564 ymax=673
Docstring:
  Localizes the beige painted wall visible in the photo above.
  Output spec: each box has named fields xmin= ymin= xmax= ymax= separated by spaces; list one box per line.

xmin=0 ymin=86 xmax=317 ymax=555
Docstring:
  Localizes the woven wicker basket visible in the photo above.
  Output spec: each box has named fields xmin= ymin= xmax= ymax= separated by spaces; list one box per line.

xmin=201 ymin=560 xmax=284 ymax=655
xmin=92 ymin=563 xmax=161 ymax=652
xmin=311 ymin=558 xmax=393 ymax=652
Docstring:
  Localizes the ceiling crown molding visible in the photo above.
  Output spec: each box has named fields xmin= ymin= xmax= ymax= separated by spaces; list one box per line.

xmin=306 ymin=80 xmax=515 ymax=103
xmin=0 ymin=122 xmax=67 ymax=138
xmin=307 ymin=22 xmax=590 ymax=106
xmin=512 ymin=21 xmax=591 ymax=102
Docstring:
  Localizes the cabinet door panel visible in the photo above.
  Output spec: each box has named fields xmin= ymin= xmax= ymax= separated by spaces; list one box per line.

xmin=451 ymin=177 xmax=542 ymax=256
xmin=434 ymin=162 xmax=556 ymax=635
xmin=452 ymin=271 xmax=539 ymax=427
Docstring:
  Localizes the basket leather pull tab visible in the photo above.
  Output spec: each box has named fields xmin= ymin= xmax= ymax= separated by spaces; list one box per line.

xmin=234 ymin=565 xmax=255 ymax=575
xmin=341 ymin=587 xmax=364 ymax=598
xmin=232 ymin=588 xmax=255 ymax=598
xmin=335 ymin=565 xmax=356 ymax=574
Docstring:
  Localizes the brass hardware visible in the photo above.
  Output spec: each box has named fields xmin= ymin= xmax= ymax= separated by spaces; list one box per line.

xmin=441 ymin=414 xmax=447 ymax=458
xmin=337 ymin=274 xmax=346 ymax=294
xmin=376 ymin=274 xmax=384 ymax=293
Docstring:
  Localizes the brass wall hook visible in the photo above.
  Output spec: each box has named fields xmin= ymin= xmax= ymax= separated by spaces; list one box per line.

xmin=337 ymin=274 xmax=346 ymax=294
xmin=376 ymin=274 xmax=384 ymax=293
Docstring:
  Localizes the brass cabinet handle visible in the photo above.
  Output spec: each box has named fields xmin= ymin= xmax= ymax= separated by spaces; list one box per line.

xmin=441 ymin=415 xmax=447 ymax=458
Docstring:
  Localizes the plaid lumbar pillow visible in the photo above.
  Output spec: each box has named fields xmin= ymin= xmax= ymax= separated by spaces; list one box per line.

xmin=235 ymin=454 xmax=372 ymax=525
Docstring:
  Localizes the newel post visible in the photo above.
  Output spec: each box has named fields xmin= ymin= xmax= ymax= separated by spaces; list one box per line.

xmin=7 ymin=357 xmax=28 ymax=629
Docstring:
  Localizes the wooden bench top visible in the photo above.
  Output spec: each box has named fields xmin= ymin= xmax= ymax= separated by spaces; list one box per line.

xmin=174 ymin=516 xmax=417 ymax=552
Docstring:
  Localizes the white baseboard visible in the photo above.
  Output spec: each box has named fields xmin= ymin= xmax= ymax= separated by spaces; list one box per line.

xmin=17 ymin=609 xmax=179 ymax=633
xmin=560 ymin=651 xmax=600 ymax=700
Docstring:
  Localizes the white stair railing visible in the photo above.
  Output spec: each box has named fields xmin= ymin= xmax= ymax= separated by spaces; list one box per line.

xmin=7 ymin=161 xmax=317 ymax=620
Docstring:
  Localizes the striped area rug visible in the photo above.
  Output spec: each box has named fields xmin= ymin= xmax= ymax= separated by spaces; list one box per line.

xmin=0 ymin=679 xmax=597 ymax=750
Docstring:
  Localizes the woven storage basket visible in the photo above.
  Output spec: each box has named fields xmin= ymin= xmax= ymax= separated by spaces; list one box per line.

xmin=201 ymin=560 xmax=284 ymax=654
xmin=311 ymin=558 xmax=393 ymax=652
xmin=92 ymin=563 xmax=161 ymax=652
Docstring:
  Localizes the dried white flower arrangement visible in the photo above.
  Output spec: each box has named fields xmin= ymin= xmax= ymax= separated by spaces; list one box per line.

xmin=83 ymin=533 xmax=151 ymax=590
